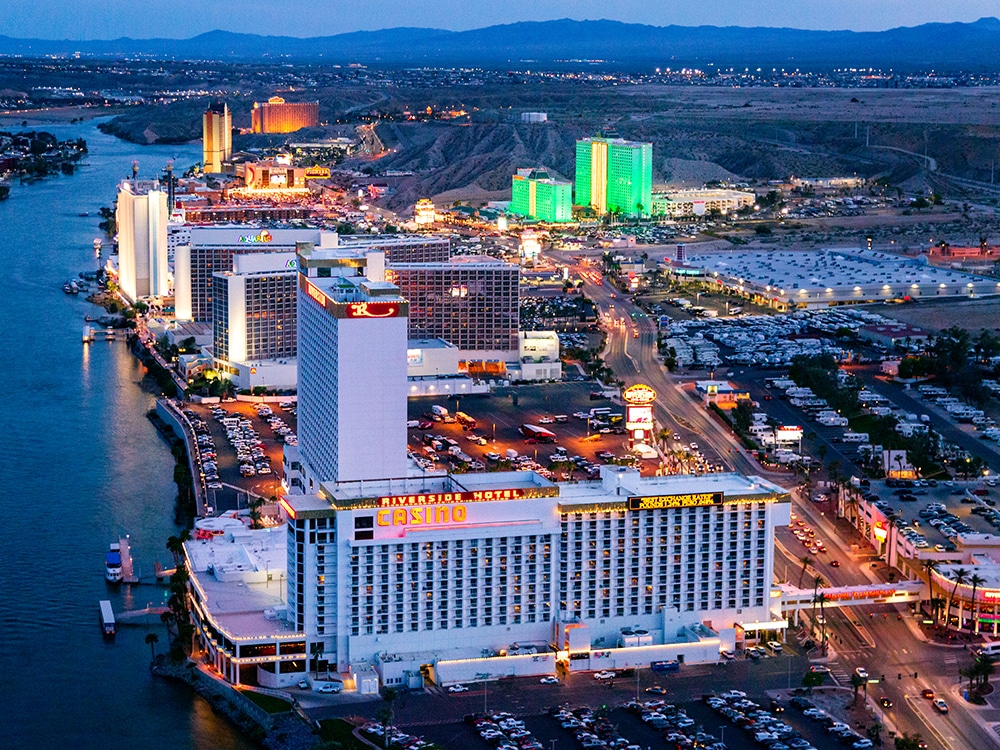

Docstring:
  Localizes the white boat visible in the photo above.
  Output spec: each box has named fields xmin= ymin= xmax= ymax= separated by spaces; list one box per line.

xmin=105 ymin=543 xmax=123 ymax=583
xmin=82 ymin=325 xmax=94 ymax=343
xmin=100 ymin=600 xmax=116 ymax=636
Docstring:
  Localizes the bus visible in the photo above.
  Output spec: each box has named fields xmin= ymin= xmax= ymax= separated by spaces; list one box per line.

xmin=519 ymin=424 xmax=557 ymax=443
xmin=650 ymin=660 xmax=680 ymax=673
xmin=455 ymin=412 xmax=476 ymax=430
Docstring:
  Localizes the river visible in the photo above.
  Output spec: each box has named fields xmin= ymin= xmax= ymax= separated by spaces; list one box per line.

xmin=0 ymin=119 xmax=254 ymax=750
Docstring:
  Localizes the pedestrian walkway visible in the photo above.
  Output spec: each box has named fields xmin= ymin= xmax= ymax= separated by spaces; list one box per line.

xmin=826 ymin=661 xmax=851 ymax=686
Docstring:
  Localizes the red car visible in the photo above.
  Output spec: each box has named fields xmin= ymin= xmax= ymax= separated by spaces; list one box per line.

xmin=417 ymin=421 xmax=434 ymax=429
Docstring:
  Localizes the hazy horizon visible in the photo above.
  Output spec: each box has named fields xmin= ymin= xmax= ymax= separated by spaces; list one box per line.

xmin=1 ymin=1 xmax=998 ymax=41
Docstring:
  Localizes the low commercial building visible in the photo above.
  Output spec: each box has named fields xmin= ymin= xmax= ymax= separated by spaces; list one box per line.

xmin=685 ymin=248 xmax=1000 ymax=310
xmin=651 ymin=189 xmax=755 ymax=218
xmin=695 ymin=380 xmax=752 ymax=408
xmin=858 ymin=323 xmax=930 ymax=349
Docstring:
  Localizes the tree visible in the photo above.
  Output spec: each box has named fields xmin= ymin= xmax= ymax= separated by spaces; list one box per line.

xmin=248 ymin=496 xmax=264 ymax=530
xmin=817 ymin=593 xmax=829 ymax=653
xmin=923 ymin=559 xmax=940 ymax=615
xmin=732 ymin=400 xmax=754 ymax=433
xmin=145 ymin=632 xmax=159 ymax=660
xmin=946 ymin=567 xmax=970 ymax=628
xmin=850 ymin=673 xmax=867 ymax=705
xmin=969 ymin=573 xmax=985 ymax=632
xmin=378 ymin=687 xmax=399 ymax=749
xmin=165 ymin=528 xmax=191 ymax=567
xmin=894 ymin=733 xmax=926 ymax=750
xmin=798 ymin=555 xmax=813 ymax=587
xmin=802 ymin=671 xmax=825 ymax=692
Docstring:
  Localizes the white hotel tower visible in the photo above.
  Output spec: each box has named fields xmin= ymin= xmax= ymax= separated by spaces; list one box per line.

xmin=186 ymin=243 xmax=791 ymax=692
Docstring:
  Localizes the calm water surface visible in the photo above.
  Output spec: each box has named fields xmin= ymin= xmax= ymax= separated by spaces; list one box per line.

xmin=0 ymin=119 xmax=253 ymax=750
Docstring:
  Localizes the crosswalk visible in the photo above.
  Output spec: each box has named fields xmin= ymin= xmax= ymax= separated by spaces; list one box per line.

xmin=826 ymin=661 xmax=851 ymax=686
xmin=943 ymin=655 xmax=959 ymax=666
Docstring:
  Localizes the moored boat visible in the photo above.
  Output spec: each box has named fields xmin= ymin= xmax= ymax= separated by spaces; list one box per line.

xmin=105 ymin=543 xmax=123 ymax=583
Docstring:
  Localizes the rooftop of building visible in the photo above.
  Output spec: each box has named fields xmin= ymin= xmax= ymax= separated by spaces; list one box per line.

xmin=184 ymin=525 xmax=302 ymax=640
xmin=653 ymin=188 xmax=755 ymax=200
xmin=859 ymin=322 xmax=930 ymax=338
xmin=387 ymin=254 xmax=517 ymax=270
xmin=283 ymin=466 xmax=788 ymax=516
xmin=686 ymin=247 xmax=997 ymax=294
xmin=306 ymin=273 xmax=406 ymax=304
xmin=408 ymin=338 xmax=457 ymax=350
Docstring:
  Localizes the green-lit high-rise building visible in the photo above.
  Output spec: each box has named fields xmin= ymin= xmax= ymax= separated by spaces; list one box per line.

xmin=575 ymin=137 xmax=652 ymax=217
xmin=510 ymin=169 xmax=573 ymax=223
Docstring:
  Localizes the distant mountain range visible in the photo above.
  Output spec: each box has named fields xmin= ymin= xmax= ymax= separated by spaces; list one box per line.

xmin=3 ymin=17 xmax=1000 ymax=69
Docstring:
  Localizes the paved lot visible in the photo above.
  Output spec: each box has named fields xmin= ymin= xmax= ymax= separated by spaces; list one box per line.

xmin=187 ymin=400 xmax=294 ymax=513
xmin=308 ymin=651 xmax=857 ymax=750
xmin=407 ymin=381 xmax=644 ymax=476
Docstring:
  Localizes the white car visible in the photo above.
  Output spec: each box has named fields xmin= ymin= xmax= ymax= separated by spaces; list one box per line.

xmin=317 ymin=682 xmax=341 ymax=694
xmin=855 ymin=667 xmax=869 ymax=680
xmin=539 ymin=676 xmax=560 ymax=684
xmin=538 ymin=417 xmax=554 ymax=424
xmin=448 ymin=684 xmax=469 ymax=693
xmin=298 ymin=679 xmax=310 ymax=689
xmin=593 ymin=671 xmax=616 ymax=680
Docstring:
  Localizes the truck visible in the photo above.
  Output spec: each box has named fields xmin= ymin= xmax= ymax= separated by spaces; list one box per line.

xmin=590 ymin=407 xmax=612 ymax=419
xmin=455 ymin=411 xmax=476 ymax=429
xmin=431 ymin=405 xmax=449 ymax=417
xmin=842 ymin=432 xmax=869 ymax=443
xmin=651 ymin=660 xmax=680 ymax=673
xmin=520 ymin=424 xmax=556 ymax=443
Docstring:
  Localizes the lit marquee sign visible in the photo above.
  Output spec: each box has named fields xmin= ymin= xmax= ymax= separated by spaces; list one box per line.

xmin=623 ymin=383 xmax=657 ymax=405
xmin=304 ymin=281 xmax=327 ymax=307
xmin=377 ymin=505 xmax=468 ymax=527
xmin=305 ymin=166 xmax=331 ymax=179
xmin=626 ymin=404 xmax=653 ymax=432
xmin=346 ymin=301 xmax=400 ymax=318
xmin=377 ymin=488 xmax=532 ymax=507
xmin=239 ymin=229 xmax=273 ymax=244
xmin=628 ymin=492 xmax=724 ymax=510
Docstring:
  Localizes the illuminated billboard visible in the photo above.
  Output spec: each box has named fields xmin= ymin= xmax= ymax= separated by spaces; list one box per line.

xmin=628 ymin=492 xmax=724 ymax=510
xmin=626 ymin=404 xmax=653 ymax=431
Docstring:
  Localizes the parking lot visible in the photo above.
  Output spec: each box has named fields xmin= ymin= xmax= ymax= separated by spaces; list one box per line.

xmin=185 ymin=400 xmax=296 ymax=513
xmin=409 ymin=655 xmax=854 ymax=750
xmin=863 ymin=478 xmax=1000 ymax=551
xmin=407 ymin=382 xmax=642 ymax=478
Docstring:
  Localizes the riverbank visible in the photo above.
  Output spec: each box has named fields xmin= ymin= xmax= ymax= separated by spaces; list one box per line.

xmin=0 ymin=104 xmax=124 ymax=125
xmin=153 ymin=657 xmax=318 ymax=750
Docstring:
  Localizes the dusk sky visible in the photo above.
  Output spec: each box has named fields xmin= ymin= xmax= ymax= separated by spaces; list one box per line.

xmin=1 ymin=0 xmax=997 ymax=40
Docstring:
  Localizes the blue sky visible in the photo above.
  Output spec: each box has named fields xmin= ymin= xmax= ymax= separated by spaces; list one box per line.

xmin=1 ymin=0 xmax=996 ymax=39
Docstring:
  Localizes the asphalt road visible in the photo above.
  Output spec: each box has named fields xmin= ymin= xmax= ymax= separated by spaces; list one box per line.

xmin=779 ymin=487 xmax=996 ymax=750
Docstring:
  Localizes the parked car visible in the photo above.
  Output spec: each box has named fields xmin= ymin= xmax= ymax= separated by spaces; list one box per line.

xmin=317 ymin=682 xmax=341 ymax=694
xmin=448 ymin=684 xmax=469 ymax=693
xmin=539 ymin=676 xmax=559 ymax=684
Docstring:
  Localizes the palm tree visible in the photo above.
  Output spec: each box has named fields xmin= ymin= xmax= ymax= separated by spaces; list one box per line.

xmin=947 ymin=567 xmax=971 ymax=629
xmin=145 ymin=632 xmax=159 ymax=660
xmin=923 ymin=559 xmax=940 ymax=617
xmin=165 ymin=528 xmax=192 ymax=567
xmin=798 ymin=555 xmax=813 ymax=588
xmin=810 ymin=575 xmax=823 ymax=627
xmin=818 ymin=593 xmax=829 ymax=654
xmin=976 ymin=654 xmax=996 ymax=689
xmin=969 ymin=573 xmax=986 ymax=633
xmin=850 ymin=673 xmax=867 ymax=706
xmin=248 ymin=496 xmax=264 ymax=530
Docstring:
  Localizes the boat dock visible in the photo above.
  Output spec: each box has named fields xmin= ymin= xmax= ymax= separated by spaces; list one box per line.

xmin=115 ymin=604 xmax=168 ymax=626
xmin=119 ymin=536 xmax=139 ymax=584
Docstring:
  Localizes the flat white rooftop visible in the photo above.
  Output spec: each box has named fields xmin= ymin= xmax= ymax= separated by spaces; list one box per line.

xmin=687 ymin=248 xmax=996 ymax=297
xmin=185 ymin=526 xmax=301 ymax=639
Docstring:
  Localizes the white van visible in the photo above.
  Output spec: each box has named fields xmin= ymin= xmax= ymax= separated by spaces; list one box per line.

xmin=977 ymin=642 xmax=1000 ymax=660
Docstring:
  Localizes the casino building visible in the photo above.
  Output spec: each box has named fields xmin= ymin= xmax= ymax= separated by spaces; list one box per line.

xmin=184 ymin=242 xmax=791 ymax=690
